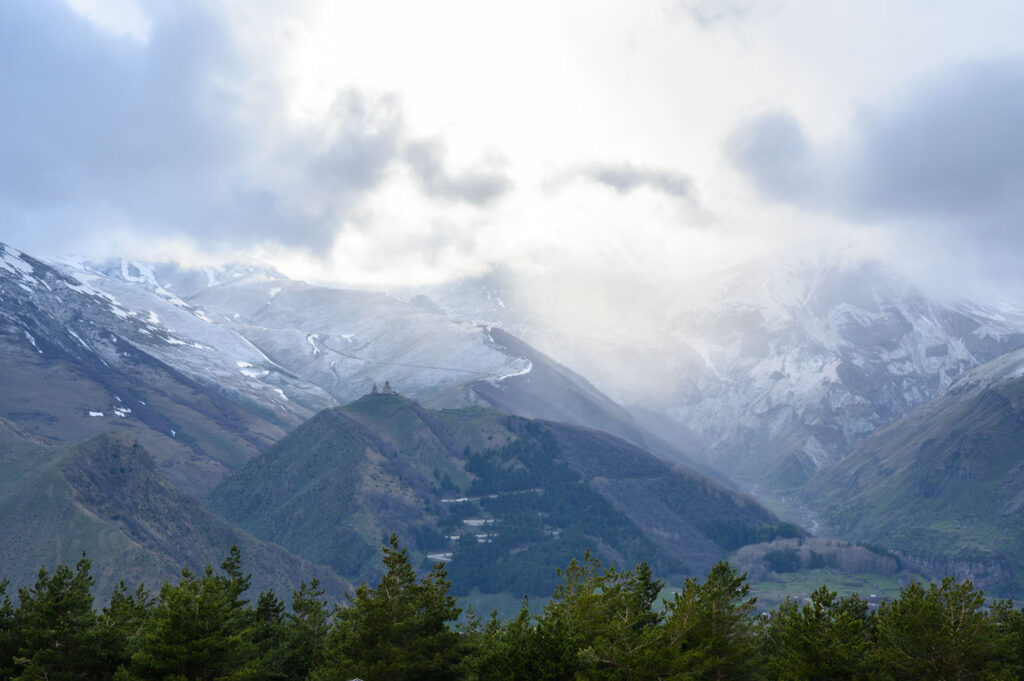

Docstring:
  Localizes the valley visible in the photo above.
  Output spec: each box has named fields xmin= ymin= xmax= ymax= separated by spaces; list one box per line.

xmin=2 ymin=239 xmax=1024 ymax=607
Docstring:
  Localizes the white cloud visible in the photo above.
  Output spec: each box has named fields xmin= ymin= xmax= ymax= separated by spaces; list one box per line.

xmin=1 ymin=0 xmax=1023 ymax=304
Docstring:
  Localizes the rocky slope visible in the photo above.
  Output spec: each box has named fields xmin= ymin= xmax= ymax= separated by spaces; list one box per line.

xmin=799 ymin=347 xmax=1024 ymax=596
xmin=399 ymin=251 xmax=1024 ymax=491
xmin=1 ymin=241 xmax=690 ymax=493
xmin=659 ymin=253 xmax=1024 ymax=489
xmin=0 ymin=244 xmax=319 ymax=494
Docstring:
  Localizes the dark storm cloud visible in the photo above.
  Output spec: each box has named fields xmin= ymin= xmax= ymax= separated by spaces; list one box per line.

xmin=582 ymin=163 xmax=696 ymax=200
xmin=728 ymin=59 xmax=1024 ymax=244
xmin=849 ymin=60 xmax=1024 ymax=224
xmin=0 ymin=0 xmax=442 ymax=256
xmin=727 ymin=112 xmax=818 ymax=205
xmin=404 ymin=140 xmax=512 ymax=206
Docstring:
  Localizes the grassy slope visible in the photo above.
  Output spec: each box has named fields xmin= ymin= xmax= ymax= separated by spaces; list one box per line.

xmin=800 ymin=373 xmax=1024 ymax=594
xmin=0 ymin=313 xmax=299 ymax=497
xmin=0 ymin=422 xmax=349 ymax=602
xmin=209 ymin=393 xmax=801 ymax=594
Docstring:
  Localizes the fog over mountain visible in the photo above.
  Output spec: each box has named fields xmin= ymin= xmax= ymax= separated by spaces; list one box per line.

xmin=4 ymin=0 xmax=1024 ymax=609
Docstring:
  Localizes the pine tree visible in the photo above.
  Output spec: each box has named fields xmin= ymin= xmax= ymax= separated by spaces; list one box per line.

xmin=660 ymin=561 xmax=762 ymax=681
xmin=251 ymin=589 xmax=288 ymax=680
xmin=763 ymin=585 xmax=872 ymax=681
xmin=873 ymin=578 xmax=1008 ymax=681
xmin=96 ymin=580 xmax=154 ymax=680
xmin=282 ymin=579 xmax=332 ymax=681
xmin=129 ymin=550 xmax=256 ymax=681
xmin=0 ymin=578 xmax=18 ymax=681
xmin=315 ymin=534 xmax=463 ymax=681
xmin=12 ymin=555 xmax=101 ymax=681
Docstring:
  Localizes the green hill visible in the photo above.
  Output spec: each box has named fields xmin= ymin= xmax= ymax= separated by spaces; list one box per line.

xmin=208 ymin=392 xmax=801 ymax=595
xmin=0 ymin=420 xmax=349 ymax=601
xmin=800 ymin=349 xmax=1024 ymax=596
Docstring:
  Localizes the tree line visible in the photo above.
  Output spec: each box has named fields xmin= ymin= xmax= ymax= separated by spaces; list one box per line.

xmin=1 ymin=535 xmax=1022 ymax=681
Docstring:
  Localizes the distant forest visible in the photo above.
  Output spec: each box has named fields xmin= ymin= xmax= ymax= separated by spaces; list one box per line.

xmin=2 ymin=535 xmax=1022 ymax=681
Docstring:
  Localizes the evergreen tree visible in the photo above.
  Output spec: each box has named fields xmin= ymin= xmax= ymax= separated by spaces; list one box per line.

xmin=465 ymin=602 xmax=557 ymax=681
xmin=872 ymin=578 xmax=1009 ymax=681
xmin=255 ymin=580 xmax=332 ymax=681
xmin=660 ymin=561 xmax=762 ymax=681
xmin=0 ymin=578 xmax=18 ymax=681
xmin=539 ymin=554 xmax=665 ymax=680
xmin=763 ymin=585 xmax=873 ymax=681
xmin=12 ymin=555 xmax=101 ymax=681
xmin=129 ymin=551 xmax=257 ymax=681
xmin=96 ymin=580 xmax=154 ymax=680
xmin=251 ymin=589 xmax=288 ymax=681
xmin=315 ymin=534 xmax=463 ymax=681
xmin=281 ymin=580 xmax=332 ymax=681
xmin=988 ymin=599 xmax=1024 ymax=678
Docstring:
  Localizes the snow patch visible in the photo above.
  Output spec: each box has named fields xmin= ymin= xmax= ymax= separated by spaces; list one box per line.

xmin=306 ymin=333 xmax=321 ymax=356
xmin=493 ymin=359 xmax=532 ymax=383
xmin=67 ymin=329 xmax=91 ymax=351
xmin=0 ymin=247 xmax=34 ymax=277
xmin=24 ymin=331 xmax=41 ymax=354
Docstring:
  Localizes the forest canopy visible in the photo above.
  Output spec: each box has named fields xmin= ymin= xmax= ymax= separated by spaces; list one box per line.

xmin=1 ymin=536 xmax=1022 ymax=681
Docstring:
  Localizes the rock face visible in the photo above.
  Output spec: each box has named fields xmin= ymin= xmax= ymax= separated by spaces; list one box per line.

xmin=397 ymin=251 xmax=1024 ymax=491
xmin=799 ymin=348 xmax=1024 ymax=596
xmin=647 ymin=253 xmax=1024 ymax=489
xmin=0 ymin=242 xmax=690 ymax=493
xmin=0 ymin=244 xmax=315 ymax=494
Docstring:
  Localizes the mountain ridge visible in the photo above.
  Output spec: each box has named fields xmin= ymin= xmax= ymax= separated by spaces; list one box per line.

xmin=208 ymin=392 xmax=801 ymax=595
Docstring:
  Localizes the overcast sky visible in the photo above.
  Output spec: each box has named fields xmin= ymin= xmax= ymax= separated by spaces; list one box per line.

xmin=2 ymin=0 xmax=1023 ymax=301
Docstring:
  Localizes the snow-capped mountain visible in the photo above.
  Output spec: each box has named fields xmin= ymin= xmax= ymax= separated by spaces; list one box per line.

xmin=0 ymin=243 xmax=679 ymax=492
xmin=649 ymin=251 xmax=1024 ymax=489
xmin=404 ymin=250 xmax=1024 ymax=492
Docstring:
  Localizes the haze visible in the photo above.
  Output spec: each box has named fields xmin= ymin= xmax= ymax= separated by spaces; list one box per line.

xmin=2 ymin=0 xmax=1023 ymax=351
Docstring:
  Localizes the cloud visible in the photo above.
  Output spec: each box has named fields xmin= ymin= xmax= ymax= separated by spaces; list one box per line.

xmin=726 ymin=111 xmax=820 ymax=205
xmin=0 ymin=0 xmax=491 ymax=259
xmin=404 ymin=140 xmax=512 ymax=206
xmin=849 ymin=60 xmax=1024 ymax=225
xmin=670 ymin=0 xmax=777 ymax=28
xmin=728 ymin=58 xmax=1024 ymax=245
xmin=581 ymin=163 xmax=696 ymax=200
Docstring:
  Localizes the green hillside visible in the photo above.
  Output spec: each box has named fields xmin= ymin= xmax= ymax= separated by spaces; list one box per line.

xmin=800 ymin=356 xmax=1024 ymax=596
xmin=208 ymin=392 xmax=801 ymax=595
xmin=0 ymin=420 xmax=349 ymax=601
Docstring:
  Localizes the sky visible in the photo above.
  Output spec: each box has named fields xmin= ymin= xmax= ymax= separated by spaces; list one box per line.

xmin=2 ymin=0 xmax=1023 ymax=305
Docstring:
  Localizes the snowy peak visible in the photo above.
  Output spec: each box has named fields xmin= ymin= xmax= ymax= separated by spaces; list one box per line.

xmin=654 ymin=252 xmax=1024 ymax=489
xmin=67 ymin=257 xmax=287 ymax=298
xmin=2 ymin=242 xmax=672 ymax=491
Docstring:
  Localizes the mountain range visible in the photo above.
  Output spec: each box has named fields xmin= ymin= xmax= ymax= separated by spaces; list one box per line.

xmin=0 ymin=243 xmax=701 ymax=496
xmin=5 ymin=237 xmax=1024 ymax=599
xmin=410 ymin=252 xmax=1024 ymax=491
